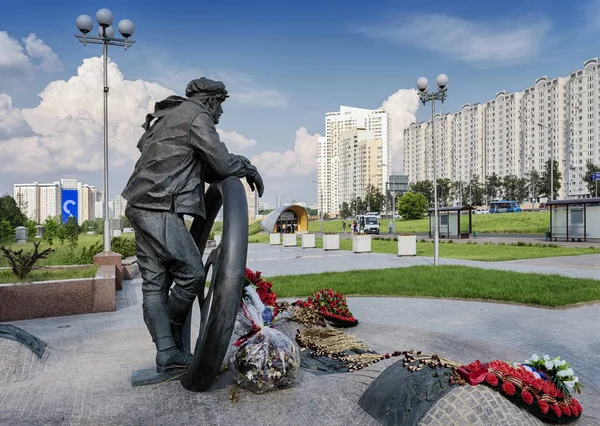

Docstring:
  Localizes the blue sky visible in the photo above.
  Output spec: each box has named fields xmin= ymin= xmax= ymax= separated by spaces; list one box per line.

xmin=1 ymin=0 xmax=600 ymax=206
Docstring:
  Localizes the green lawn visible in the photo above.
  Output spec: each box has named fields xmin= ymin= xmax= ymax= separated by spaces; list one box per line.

xmin=308 ymin=211 xmax=550 ymax=234
xmin=268 ymin=266 xmax=600 ymax=307
xmin=0 ymin=234 xmax=133 ymax=267
xmin=249 ymin=234 xmax=600 ymax=261
xmin=0 ymin=266 xmax=98 ymax=284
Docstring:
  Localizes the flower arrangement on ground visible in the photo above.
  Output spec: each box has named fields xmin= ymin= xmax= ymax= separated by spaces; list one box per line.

xmin=458 ymin=354 xmax=583 ymax=422
xmin=244 ymin=268 xmax=278 ymax=322
xmin=295 ymin=289 xmax=358 ymax=327
xmin=229 ymin=271 xmax=300 ymax=394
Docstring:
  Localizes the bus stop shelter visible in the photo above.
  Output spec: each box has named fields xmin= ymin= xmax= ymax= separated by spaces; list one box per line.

xmin=428 ymin=206 xmax=475 ymax=239
xmin=547 ymin=197 xmax=600 ymax=242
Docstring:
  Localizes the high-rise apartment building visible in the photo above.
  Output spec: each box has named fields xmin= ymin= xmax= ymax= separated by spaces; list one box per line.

xmin=319 ymin=106 xmax=391 ymax=215
xmin=403 ymin=57 xmax=600 ymax=199
xmin=14 ymin=179 xmax=97 ymax=225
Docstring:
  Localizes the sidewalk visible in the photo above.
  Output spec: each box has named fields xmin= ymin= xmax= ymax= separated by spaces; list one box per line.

xmin=1 ymin=244 xmax=599 ymax=425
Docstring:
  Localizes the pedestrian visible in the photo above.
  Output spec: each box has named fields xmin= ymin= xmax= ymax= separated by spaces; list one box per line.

xmin=388 ymin=220 xmax=393 ymax=235
xmin=342 ymin=221 xmax=346 ymax=233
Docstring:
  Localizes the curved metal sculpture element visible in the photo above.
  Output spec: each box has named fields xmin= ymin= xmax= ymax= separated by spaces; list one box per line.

xmin=0 ymin=324 xmax=46 ymax=358
xmin=180 ymin=177 xmax=249 ymax=392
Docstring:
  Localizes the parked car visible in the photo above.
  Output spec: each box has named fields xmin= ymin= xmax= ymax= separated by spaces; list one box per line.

xmin=474 ymin=208 xmax=489 ymax=215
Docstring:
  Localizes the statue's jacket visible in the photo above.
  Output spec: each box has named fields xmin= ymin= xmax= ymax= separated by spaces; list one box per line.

xmin=122 ymin=96 xmax=249 ymax=219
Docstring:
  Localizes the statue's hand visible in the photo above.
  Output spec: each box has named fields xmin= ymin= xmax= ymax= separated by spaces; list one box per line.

xmin=246 ymin=168 xmax=264 ymax=198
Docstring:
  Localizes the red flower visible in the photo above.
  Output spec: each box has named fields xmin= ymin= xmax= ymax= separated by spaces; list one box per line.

xmin=485 ymin=373 xmax=499 ymax=386
xmin=501 ymin=382 xmax=516 ymax=396
xmin=562 ymin=405 xmax=571 ymax=417
xmin=551 ymin=404 xmax=562 ymax=418
xmin=521 ymin=390 xmax=534 ymax=405
xmin=538 ymin=400 xmax=549 ymax=414
xmin=570 ymin=404 xmax=579 ymax=417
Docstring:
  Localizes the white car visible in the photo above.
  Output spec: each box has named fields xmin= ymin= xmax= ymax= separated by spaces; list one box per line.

xmin=474 ymin=208 xmax=489 ymax=214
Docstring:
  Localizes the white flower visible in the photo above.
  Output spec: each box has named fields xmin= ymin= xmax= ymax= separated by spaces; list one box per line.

xmin=529 ymin=354 xmax=539 ymax=362
xmin=543 ymin=355 xmax=550 ymax=360
xmin=564 ymin=377 xmax=579 ymax=389
xmin=533 ymin=372 xmax=541 ymax=379
xmin=523 ymin=365 xmax=533 ymax=373
xmin=557 ymin=368 xmax=574 ymax=377
xmin=544 ymin=361 xmax=554 ymax=370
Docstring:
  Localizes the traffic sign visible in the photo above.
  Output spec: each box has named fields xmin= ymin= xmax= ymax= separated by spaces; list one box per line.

xmin=592 ymin=172 xmax=600 ymax=182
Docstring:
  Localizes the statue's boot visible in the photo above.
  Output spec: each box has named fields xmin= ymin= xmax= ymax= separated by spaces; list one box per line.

xmin=143 ymin=301 xmax=192 ymax=373
xmin=167 ymin=288 xmax=196 ymax=354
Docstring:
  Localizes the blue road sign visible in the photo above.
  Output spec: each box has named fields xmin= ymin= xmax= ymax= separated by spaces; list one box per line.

xmin=592 ymin=172 xmax=600 ymax=181
xmin=61 ymin=189 xmax=78 ymax=223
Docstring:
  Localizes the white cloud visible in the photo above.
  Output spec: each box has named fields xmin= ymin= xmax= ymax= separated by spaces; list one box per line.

xmin=380 ymin=89 xmax=420 ymax=173
xmin=0 ymin=57 xmax=174 ymax=181
xmin=0 ymin=55 xmax=268 ymax=193
xmin=354 ymin=13 xmax=550 ymax=66
xmin=251 ymin=127 xmax=321 ymax=177
xmin=0 ymin=31 xmax=62 ymax=91
xmin=217 ymin=129 xmax=257 ymax=151
xmin=23 ymin=34 xmax=63 ymax=72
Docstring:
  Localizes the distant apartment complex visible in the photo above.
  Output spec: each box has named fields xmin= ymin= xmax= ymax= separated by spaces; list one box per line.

xmin=13 ymin=179 xmax=128 ymax=225
xmin=318 ymin=106 xmax=391 ymax=215
xmin=404 ymin=58 xmax=600 ymax=199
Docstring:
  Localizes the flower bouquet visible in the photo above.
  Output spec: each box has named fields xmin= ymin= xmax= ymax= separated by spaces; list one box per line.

xmin=458 ymin=354 xmax=583 ymax=422
xmin=295 ymin=289 xmax=358 ymax=327
xmin=229 ymin=279 xmax=300 ymax=394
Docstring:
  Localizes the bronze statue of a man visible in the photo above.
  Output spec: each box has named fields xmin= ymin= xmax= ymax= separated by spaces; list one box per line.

xmin=123 ymin=78 xmax=264 ymax=372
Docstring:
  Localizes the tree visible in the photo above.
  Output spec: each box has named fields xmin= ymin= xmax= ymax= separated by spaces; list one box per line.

xmin=451 ymin=181 xmax=468 ymax=206
xmin=43 ymin=217 xmax=59 ymax=247
xmin=485 ymin=173 xmax=502 ymax=202
xmin=469 ymin=175 xmax=485 ymax=206
xmin=339 ymin=202 xmax=352 ymax=219
xmin=436 ymin=178 xmax=452 ymax=207
xmin=0 ymin=219 xmax=13 ymax=242
xmin=63 ymin=217 xmax=80 ymax=250
xmin=350 ymin=196 xmax=367 ymax=215
xmin=527 ymin=169 xmax=541 ymax=203
xmin=397 ymin=192 xmax=428 ymax=220
xmin=539 ymin=159 xmax=562 ymax=200
xmin=365 ymin=184 xmax=385 ymax=213
xmin=410 ymin=180 xmax=434 ymax=205
xmin=515 ymin=177 xmax=530 ymax=204
xmin=94 ymin=218 xmax=105 ymax=235
xmin=583 ymin=161 xmax=600 ymax=196
xmin=0 ymin=194 xmax=27 ymax=228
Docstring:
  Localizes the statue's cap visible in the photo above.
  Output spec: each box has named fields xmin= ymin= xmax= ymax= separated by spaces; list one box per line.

xmin=185 ymin=77 xmax=229 ymax=99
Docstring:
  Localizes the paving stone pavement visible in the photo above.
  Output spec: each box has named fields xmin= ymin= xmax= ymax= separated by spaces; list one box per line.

xmin=1 ymin=243 xmax=599 ymax=425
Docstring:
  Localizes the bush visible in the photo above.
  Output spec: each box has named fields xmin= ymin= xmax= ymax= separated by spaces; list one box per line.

xmin=0 ymin=242 xmax=53 ymax=280
xmin=77 ymin=242 xmax=104 ymax=264
xmin=397 ymin=192 xmax=429 ymax=220
xmin=111 ymin=236 xmax=137 ymax=258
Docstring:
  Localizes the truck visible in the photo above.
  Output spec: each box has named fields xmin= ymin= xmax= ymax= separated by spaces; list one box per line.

xmin=357 ymin=214 xmax=380 ymax=234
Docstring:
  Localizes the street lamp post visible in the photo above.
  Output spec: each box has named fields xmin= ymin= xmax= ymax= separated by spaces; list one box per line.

xmin=75 ymin=9 xmax=136 ymax=253
xmin=269 ymin=190 xmax=278 ymax=208
xmin=417 ymin=74 xmax=448 ymax=267
xmin=538 ymin=122 xmax=554 ymax=201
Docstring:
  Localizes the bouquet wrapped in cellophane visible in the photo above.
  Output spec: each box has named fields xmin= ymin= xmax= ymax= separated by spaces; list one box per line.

xmin=229 ymin=285 xmax=300 ymax=394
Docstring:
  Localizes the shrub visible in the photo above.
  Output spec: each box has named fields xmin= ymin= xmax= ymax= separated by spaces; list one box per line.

xmin=397 ymin=192 xmax=429 ymax=220
xmin=111 ymin=236 xmax=137 ymax=258
xmin=0 ymin=242 xmax=53 ymax=280
xmin=77 ymin=242 xmax=104 ymax=264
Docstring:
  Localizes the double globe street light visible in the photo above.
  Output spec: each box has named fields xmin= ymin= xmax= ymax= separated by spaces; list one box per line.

xmin=416 ymin=74 xmax=449 ymax=267
xmin=75 ymin=9 xmax=136 ymax=253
